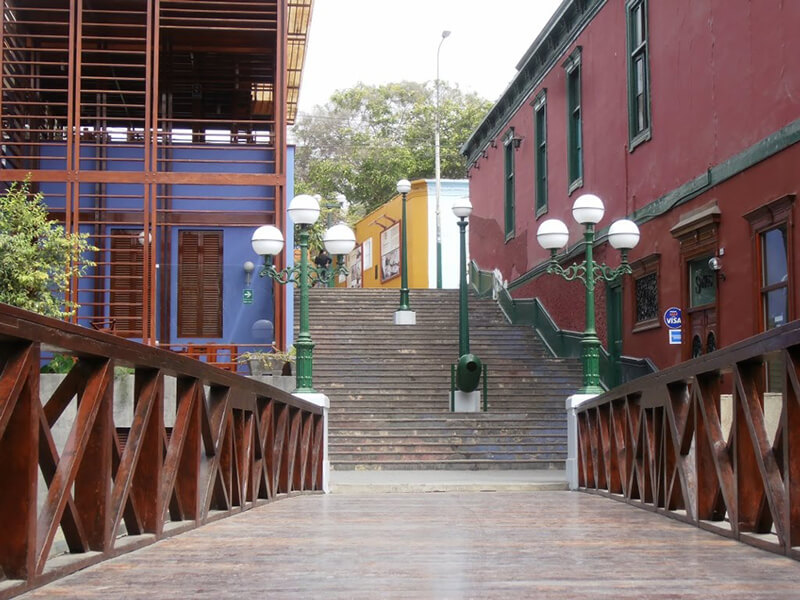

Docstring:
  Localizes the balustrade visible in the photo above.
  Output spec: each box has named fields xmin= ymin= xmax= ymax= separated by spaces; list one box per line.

xmin=575 ymin=320 xmax=800 ymax=559
xmin=0 ymin=303 xmax=324 ymax=597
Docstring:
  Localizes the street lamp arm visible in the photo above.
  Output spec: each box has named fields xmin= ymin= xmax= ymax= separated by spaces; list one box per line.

xmin=259 ymin=263 xmax=300 ymax=286
xmin=259 ymin=262 xmax=349 ymax=287
xmin=309 ymin=262 xmax=349 ymax=285
xmin=591 ymin=262 xmax=633 ymax=284
xmin=547 ymin=258 xmax=588 ymax=287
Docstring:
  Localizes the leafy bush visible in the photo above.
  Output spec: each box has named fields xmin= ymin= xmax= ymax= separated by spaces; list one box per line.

xmin=0 ymin=177 xmax=96 ymax=317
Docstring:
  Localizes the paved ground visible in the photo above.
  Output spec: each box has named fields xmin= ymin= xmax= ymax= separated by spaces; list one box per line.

xmin=18 ymin=489 xmax=800 ymax=599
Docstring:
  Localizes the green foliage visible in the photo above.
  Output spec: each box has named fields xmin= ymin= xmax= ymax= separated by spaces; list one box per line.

xmin=238 ymin=344 xmax=296 ymax=368
xmin=0 ymin=178 xmax=96 ymax=317
xmin=41 ymin=353 xmax=76 ymax=374
xmin=293 ymin=81 xmax=491 ymax=216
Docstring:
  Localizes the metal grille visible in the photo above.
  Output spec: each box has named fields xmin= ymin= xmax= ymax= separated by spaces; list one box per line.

xmin=635 ymin=271 xmax=658 ymax=323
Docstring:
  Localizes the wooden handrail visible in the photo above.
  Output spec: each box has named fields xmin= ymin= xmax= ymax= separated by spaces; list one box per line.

xmin=574 ymin=319 xmax=800 ymax=559
xmin=0 ymin=303 xmax=324 ymax=597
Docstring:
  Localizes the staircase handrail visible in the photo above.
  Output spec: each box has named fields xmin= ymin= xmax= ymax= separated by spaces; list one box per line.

xmin=469 ymin=260 xmax=655 ymax=387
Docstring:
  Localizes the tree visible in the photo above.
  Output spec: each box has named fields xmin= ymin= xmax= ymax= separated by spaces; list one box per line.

xmin=293 ymin=81 xmax=492 ymax=215
xmin=0 ymin=178 xmax=95 ymax=317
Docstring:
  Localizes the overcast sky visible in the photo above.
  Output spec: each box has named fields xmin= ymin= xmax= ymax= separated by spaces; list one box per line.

xmin=297 ymin=0 xmax=563 ymax=115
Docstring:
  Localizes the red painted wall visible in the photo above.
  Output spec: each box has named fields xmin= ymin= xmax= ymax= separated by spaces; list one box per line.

xmin=468 ymin=0 xmax=800 ymax=369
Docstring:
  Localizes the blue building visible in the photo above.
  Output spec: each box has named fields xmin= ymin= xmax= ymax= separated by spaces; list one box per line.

xmin=1 ymin=0 xmax=313 ymax=369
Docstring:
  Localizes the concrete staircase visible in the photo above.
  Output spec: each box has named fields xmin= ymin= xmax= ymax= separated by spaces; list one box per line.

xmin=302 ymin=288 xmax=582 ymax=471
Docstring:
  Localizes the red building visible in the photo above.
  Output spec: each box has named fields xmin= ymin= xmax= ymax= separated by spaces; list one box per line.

xmin=462 ymin=0 xmax=798 ymax=384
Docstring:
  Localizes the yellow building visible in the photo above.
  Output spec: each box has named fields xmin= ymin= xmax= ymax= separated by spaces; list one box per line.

xmin=340 ymin=179 xmax=469 ymax=289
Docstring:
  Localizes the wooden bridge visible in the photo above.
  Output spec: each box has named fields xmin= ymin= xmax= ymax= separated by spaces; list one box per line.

xmin=1 ymin=304 xmax=800 ymax=598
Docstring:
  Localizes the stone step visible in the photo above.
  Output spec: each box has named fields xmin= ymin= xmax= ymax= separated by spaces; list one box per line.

xmin=328 ymin=401 xmax=567 ymax=409
xmin=330 ymin=434 xmax=567 ymax=445
xmin=330 ymin=442 xmax=566 ymax=453
xmin=330 ymin=459 xmax=565 ymax=471
xmin=329 ymin=451 xmax=567 ymax=462
xmin=331 ymin=423 xmax=567 ymax=440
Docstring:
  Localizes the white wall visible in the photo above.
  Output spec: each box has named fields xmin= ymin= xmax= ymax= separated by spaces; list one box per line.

xmin=425 ymin=179 xmax=470 ymax=289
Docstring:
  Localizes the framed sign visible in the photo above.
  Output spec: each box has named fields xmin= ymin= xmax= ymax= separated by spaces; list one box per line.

xmin=362 ymin=238 xmax=373 ymax=271
xmin=346 ymin=245 xmax=363 ymax=288
xmin=380 ymin=222 xmax=401 ymax=282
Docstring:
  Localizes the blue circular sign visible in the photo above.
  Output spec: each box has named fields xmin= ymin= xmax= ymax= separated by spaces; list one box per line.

xmin=664 ymin=307 xmax=682 ymax=329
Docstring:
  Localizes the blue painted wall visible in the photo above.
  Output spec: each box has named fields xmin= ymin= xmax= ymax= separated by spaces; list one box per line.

xmin=36 ymin=142 xmax=284 ymax=350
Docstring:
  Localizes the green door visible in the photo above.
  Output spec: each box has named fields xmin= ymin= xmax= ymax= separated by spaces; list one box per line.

xmin=606 ymin=281 xmax=623 ymax=388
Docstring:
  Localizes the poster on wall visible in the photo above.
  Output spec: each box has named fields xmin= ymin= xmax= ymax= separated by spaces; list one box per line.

xmin=380 ymin=222 xmax=401 ymax=282
xmin=362 ymin=238 xmax=373 ymax=273
xmin=346 ymin=245 xmax=363 ymax=288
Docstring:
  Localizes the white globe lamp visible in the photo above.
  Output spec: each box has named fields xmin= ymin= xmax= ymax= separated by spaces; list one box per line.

xmin=572 ymin=194 xmax=605 ymax=225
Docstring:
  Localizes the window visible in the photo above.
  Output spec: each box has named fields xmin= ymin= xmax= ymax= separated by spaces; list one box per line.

xmin=110 ymin=230 xmax=144 ymax=338
xmin=635 ymin=273 xmax=658 ymax=322
xmin=688 ymin=256 xmax=716 ymax=308
xmin=759 ymin=225 xmax=789 ymax=330
xmin=744 ymin=194 xmax=794 ymax=333
xmin=178 ymin=230 xmax=223 ymax=337
xmin=630 ymin=253 xmax=660 ymax=331
xmin=503 ymin=128 xmax=515 ymax=239
xmin=533 ymin=91 xmax=548 ymax=217
xmin=626 ymin=0 xmax=651 ymax=149
xmin=564 ymin=48 xmax=583 ymax=192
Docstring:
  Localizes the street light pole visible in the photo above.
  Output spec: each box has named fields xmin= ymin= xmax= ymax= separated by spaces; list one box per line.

xmin=537 ymin=194 xmax=640 ymax=395
xmin=394 ymin=179 xmax=416 ymax=325
xmin=251 ymin=195 xmax=355 ymax=394
xmin=451 ymin=196 xmax=483 ymax=411
xmin=434 ymin=30 xmax=451 ymax=290
xmin=456 ymin=205 xmax=470 ymax=356
xmin=295 ymin=223 xmax=314 ymax=391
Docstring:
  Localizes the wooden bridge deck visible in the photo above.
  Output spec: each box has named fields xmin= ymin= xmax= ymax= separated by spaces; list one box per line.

xmin=18 ymin=491 xmax=800 ymax=599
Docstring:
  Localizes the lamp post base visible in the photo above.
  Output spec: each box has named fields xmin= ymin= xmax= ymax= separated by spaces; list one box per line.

xmin=394 ymin=310 xmax=416 ymax=325
xmin=453 ymin=390 xmax=481 ymax=413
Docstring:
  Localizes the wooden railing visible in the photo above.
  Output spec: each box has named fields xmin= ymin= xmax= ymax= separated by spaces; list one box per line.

xmin=575 ymin=320 xmax=800 ymax=559
xmin=0 ymin=304 xmax=325 ymax=598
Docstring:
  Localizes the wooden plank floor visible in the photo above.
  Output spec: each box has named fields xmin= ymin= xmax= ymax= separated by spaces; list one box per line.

xmin=18 ymin=491 xmax=800 ymax=599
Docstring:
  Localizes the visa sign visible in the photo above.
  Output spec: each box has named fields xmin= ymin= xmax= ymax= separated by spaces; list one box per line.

xmin=664 ymin=307 xmax=682 ymax=329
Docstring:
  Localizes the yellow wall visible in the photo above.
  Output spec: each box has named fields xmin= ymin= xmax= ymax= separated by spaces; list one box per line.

xmin=350 ymin=180 xmax=429 ymax=289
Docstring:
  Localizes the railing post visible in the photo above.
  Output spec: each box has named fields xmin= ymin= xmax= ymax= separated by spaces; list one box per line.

xmin=293 ymin=391 xmax=330 ymax=493
xmin=566 ymin=393 xmax=597 ymax=490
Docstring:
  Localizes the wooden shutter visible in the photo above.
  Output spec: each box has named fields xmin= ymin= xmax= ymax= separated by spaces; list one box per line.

xmin=110 ymin=230 xmax=144 ymax=337
xmin=178 ymin=230 xmax=223 ymax=338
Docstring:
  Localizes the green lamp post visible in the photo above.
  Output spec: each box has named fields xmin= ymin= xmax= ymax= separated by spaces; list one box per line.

xmin=536 ymin=194 xmax=640 ymax=395
xmin=452 ymin=195 xmax=483 ymax=407
xmin=251 ymin=194 xmax=355 ymax=393
xmin=452 ymin=196 xmax=473 ymax=356
xmin=394 ymin=179 xmax=416 ymax=325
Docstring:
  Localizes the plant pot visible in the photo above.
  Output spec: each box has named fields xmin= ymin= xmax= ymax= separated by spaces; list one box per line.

xmin=248 ymin=359 xmax=266 ymax=377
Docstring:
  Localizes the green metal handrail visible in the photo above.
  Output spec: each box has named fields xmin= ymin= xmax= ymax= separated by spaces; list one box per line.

xmin=469 ymin=260 xmax=655 ymax=389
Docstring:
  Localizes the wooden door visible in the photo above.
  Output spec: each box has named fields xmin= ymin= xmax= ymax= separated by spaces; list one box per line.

xmin=685 ymin=255 xmax=718 ymax=359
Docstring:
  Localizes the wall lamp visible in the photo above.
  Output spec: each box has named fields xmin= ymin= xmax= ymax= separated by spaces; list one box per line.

xmin=708 ymin=256 xmax=726 ymax=281
xmin=243 ymin=260 xmax=255 ymax=286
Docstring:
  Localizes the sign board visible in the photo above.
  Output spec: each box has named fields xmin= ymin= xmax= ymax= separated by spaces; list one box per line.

xmin=346 ymin=245 xmax=363 ymax=288
xmin=669 ymin=329 xmax=682 ymax=345
xmin=663 ymin=307 xmax=682 ymax=329
xmin=380 ymin=223 xmax=401 ymax=282
xmin=242 ymin=289 xmax=253 ymax=304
